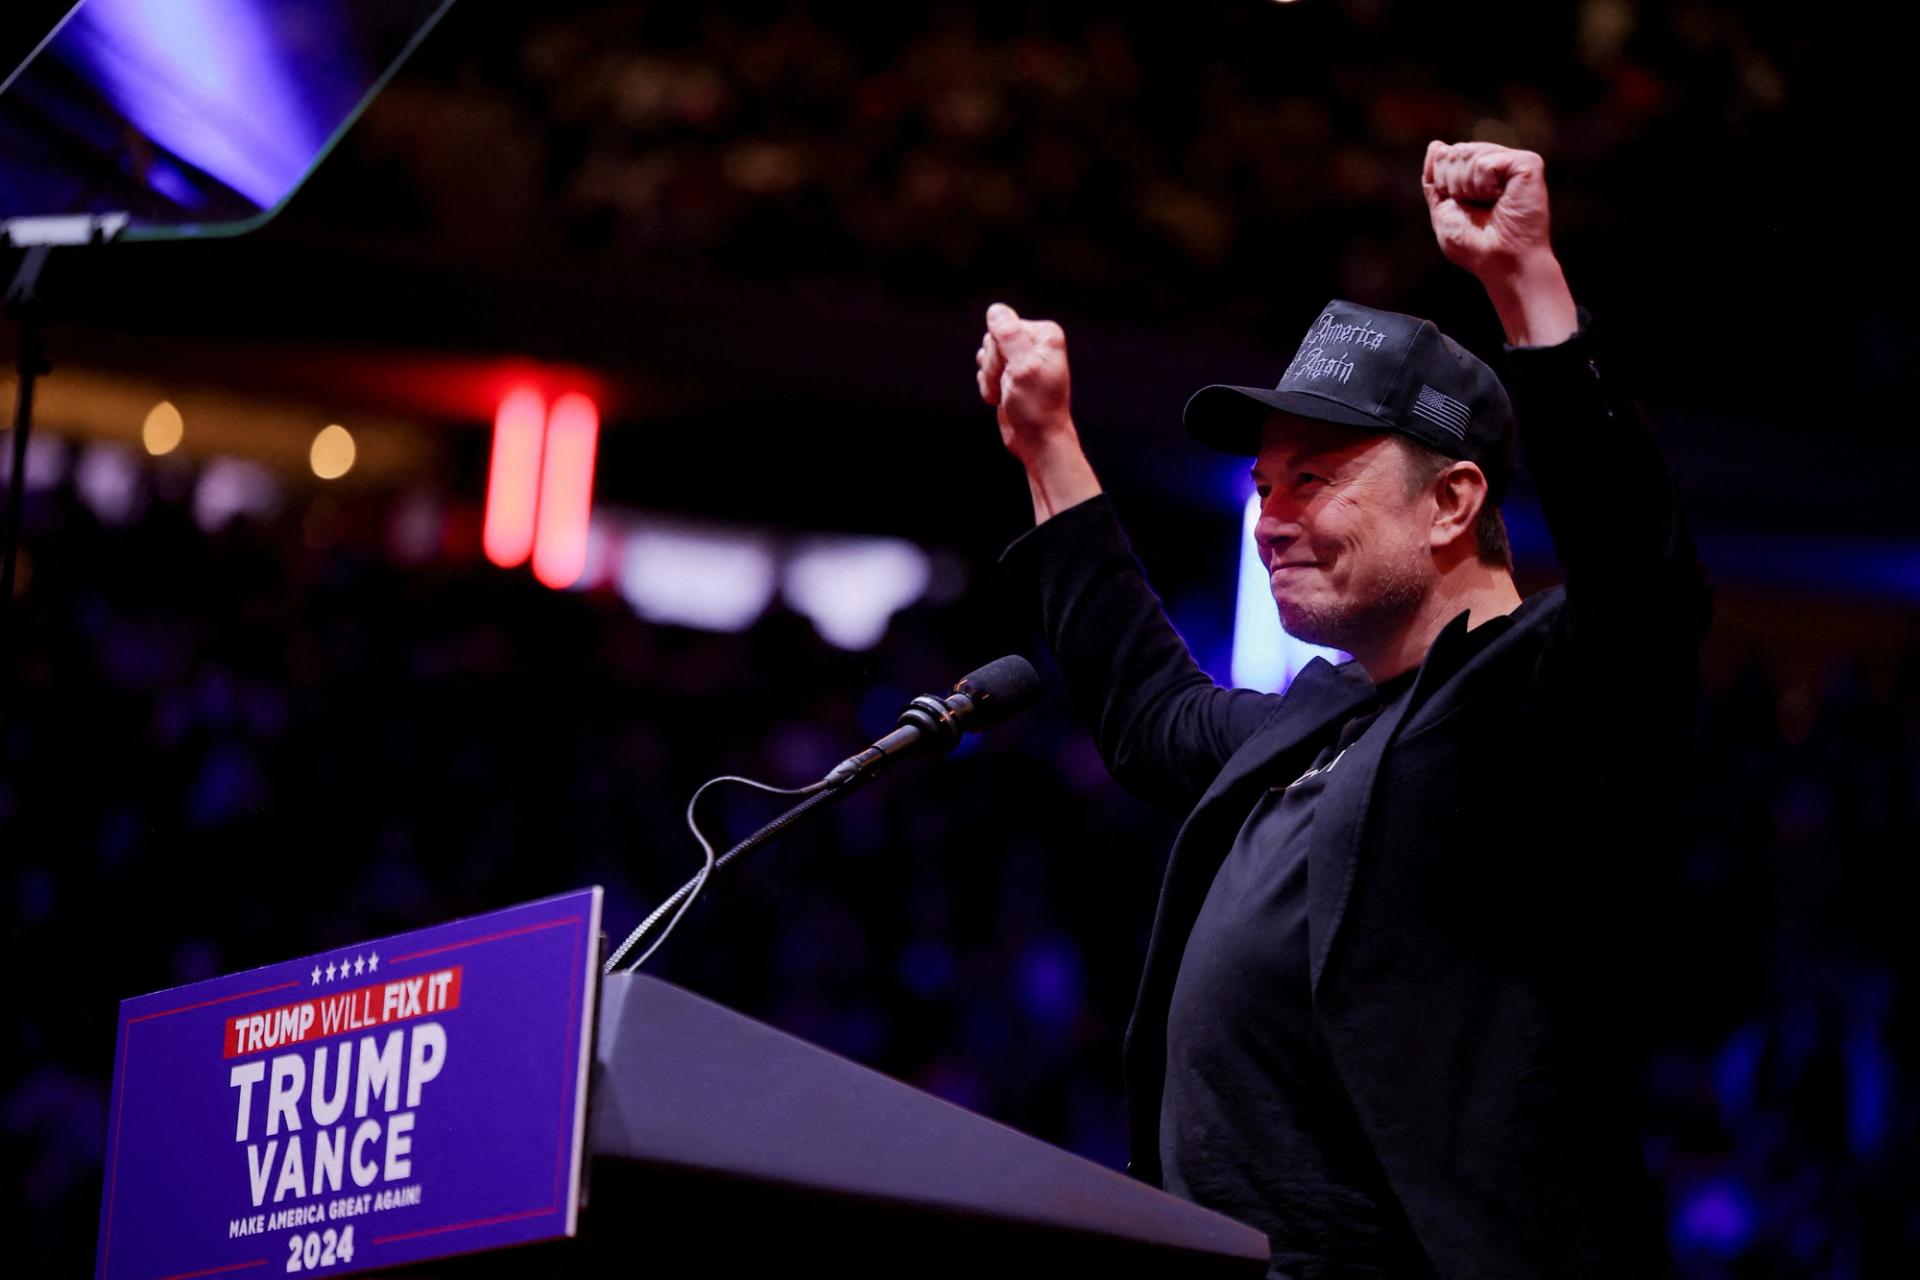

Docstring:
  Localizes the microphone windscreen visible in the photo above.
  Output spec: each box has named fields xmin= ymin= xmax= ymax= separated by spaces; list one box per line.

xmin=951 ymin=655 xmax=1041 ymax=729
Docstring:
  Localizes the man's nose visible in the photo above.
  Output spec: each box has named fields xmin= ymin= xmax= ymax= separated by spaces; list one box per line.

xmin=1253 ymin=502 xmax=1298 ymax=555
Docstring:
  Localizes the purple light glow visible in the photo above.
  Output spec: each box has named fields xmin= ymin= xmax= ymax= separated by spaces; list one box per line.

xmin=1674 ymin=1179 xmax=1756 ymax=1257
xmin=64 ymin=0 xmax=334 ymax=208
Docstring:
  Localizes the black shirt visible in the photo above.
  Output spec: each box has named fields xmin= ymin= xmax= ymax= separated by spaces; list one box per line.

xmin=1161 ymin=667 xmax=1433 ymax=1280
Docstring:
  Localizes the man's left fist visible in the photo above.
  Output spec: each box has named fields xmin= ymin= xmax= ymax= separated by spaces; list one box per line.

xmin=1422 ymin=141 xmax=1554 ymax=280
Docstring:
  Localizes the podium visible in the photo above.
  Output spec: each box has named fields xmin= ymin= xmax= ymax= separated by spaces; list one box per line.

xmin=99 ymin=893 xmax=1268 ymax=1278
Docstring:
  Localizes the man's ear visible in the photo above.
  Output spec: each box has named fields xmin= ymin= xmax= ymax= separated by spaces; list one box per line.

xmin=1429 ymin=461 xmax=1488 ymax=554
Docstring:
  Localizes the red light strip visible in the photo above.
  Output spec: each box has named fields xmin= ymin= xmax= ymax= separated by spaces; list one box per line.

xmin=532 ymin=393 xmax=599 ymax=589
xmin=483 ymin=386 xmax=547 ymax=569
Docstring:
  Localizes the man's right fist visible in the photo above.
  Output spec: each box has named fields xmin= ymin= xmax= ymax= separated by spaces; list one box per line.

xmin=1422 ymin=141 xmax=1554 ymax=283
xmin=977 ymin=302 xmax=1074 ymax=462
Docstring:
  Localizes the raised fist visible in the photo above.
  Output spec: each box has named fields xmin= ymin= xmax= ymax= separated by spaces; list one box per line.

xmin=1422 ymin=141 xmax=1554 ymax=281
xmin=977 ymin=302 xmax=1074 ymax=462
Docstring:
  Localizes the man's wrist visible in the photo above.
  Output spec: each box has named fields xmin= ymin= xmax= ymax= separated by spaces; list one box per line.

xmin=1018 ymin=427 xmax=1103 ymax=524
xmin=1477 ymin=252 xmax=1579 ymax=348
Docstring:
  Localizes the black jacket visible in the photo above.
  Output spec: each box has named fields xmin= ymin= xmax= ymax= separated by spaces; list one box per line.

xmin=1004 ymin=320 xmax=1712 ymax=1278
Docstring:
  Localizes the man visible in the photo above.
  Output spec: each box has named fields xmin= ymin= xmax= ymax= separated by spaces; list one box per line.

xmin=976 ymin=142 xmax=1710 ymax=1277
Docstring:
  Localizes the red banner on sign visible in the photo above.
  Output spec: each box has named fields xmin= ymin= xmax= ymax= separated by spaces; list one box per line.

xmin=223 ymin=967 xmax=464 ymax=1059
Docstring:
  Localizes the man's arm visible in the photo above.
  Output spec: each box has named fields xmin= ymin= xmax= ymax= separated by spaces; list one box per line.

xmin=1424 ymin=142 xmax=1712 ymax=705
xmin=1422 ymin=141 xmax=1579 ymax=348
xmin=979 ymin=304 xmax=1278 ymax=812
xmin=976 ymin=304 xmax=1104 ymax=523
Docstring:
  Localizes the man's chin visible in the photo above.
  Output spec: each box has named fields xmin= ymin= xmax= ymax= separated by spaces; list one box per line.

xmin=1273 ymin=602 xmax=1345 ymax=652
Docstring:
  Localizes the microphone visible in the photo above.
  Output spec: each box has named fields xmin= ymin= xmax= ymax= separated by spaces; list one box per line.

xmin=822 ymin=655 xmax=1041 ymax=786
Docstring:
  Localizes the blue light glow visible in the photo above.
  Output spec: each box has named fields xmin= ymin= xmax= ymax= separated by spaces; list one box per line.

xmin=1230 ymin=494 xmax=1344 ymax=692
xmin=1843 ymin=977 xmax=1894 ymax=1159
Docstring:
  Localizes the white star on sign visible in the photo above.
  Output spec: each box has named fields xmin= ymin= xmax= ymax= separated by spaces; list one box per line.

xmin=311 ymin=965 xmax=322 ymax=985
xmin=367 ymin=953 xmax=380 ymax=973
xmin=353 ymin=956 xmax=365 ymax=976
xmin=326 ymin=960 xmax=337 ymax=981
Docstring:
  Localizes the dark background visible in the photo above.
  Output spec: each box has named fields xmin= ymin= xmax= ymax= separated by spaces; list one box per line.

xmin=3 ymin=1 xmax=1917 ymax=1274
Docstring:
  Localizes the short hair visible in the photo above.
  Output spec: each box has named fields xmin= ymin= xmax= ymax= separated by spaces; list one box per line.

xmin=1393 ymin=436 xmax=1512 ymax=571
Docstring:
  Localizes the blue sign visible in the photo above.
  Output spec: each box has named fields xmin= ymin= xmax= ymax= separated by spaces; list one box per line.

xmin=96 ymin=888 xmax=602 ymax=1278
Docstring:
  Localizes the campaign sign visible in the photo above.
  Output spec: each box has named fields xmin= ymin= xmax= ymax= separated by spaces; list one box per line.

xmin=96 ymin=888 xmax=603 ymax=1279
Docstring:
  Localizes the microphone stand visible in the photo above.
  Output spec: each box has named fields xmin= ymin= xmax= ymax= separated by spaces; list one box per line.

xmin=3 ymin=247 xmax=51 ymax=606
xmin=2 ymin=244 xmax=52 ymax=694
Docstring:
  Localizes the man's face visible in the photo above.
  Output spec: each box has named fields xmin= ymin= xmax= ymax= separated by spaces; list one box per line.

xmin=1249 ymin=415 xmax=1436 ymax=656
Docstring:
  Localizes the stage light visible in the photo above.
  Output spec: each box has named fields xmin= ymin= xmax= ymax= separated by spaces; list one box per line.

xmin=310 ymin=424 xmax=355 ymax=479
xmin=782 ymin=537 xmax=932 ymax=650
xmin=531 ymin=392 xmax=599 ymax=589
xmin=193 ymin=457 xmax=280 ymax=532
xmin=615 ymin=522 xmax=777 ymax=631
xmin=483 ymin=386 xmax=545 ymax=569
xmin=76 ymin=443 xmax=143 ymax=524
xmin=0 ymin=432 xmax=67 ymax=492
xmin=142 ymin=401 xmax=185 ymax=455
xmin=1231 ymin=492 xmax=1343 ymax=692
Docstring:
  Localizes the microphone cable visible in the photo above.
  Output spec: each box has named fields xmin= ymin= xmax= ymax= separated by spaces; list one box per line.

xmin=602 ymin=773 xmax=836 ymax=976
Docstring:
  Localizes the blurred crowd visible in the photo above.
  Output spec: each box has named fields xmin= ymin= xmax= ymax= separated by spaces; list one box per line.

xmin=340 ymin=0 xmax=1803 ymax=349
xmin=2 ymin=450 xmax=1916 ymax=1274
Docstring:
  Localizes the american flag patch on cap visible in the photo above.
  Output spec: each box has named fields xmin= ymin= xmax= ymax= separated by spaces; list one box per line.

xmin=1410 ymin=384 xmax=1471 ymax=439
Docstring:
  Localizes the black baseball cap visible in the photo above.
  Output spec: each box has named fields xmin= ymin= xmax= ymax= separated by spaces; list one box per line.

xmin=1183 ymin=300 xmax=1516 ymax=503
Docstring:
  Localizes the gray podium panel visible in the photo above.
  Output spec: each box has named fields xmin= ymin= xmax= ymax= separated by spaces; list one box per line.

xmin=584 ymin=974 xmax=1269 ymax=1277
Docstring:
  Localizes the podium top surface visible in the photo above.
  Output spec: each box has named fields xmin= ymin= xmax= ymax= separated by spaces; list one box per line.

xmin=590 ymin=973 xmax=1269 ymax=1268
